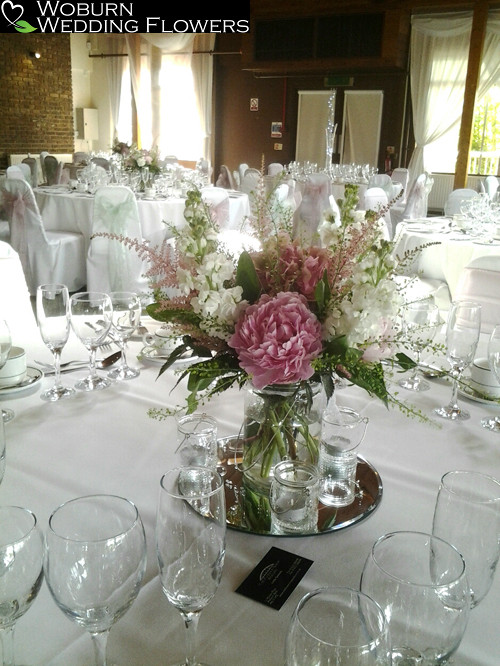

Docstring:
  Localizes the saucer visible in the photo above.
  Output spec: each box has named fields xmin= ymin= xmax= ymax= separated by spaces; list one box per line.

xmin=458 ymin=379 xmax=500 ymax=405
xmin=139 ymin=346 xmax=198 ymax=366
xmin=0 ymin=367 xmax=43 ymax=395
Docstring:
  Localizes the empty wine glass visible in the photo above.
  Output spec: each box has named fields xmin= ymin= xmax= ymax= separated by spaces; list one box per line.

xmin=0 ymin=320 xmax=14 ymax=424
xmin=432 ymin=470 xmax=500 ymax=608
xmin=107 ymin=291 xmax=141 ymax=381
xmin=481 ymin=325 xmax=500 ymax=431
xmin=435 ymin=300 xmax=481 ymax=420
xmin=360 ymin=531 xmax=471 ymax=665
xmin=156 ymin=467 xmax=226 ymax=666
xmin=69 ymin=292 xmax=113 ymax=391
xmin=0 ymin=506 xmax=44 ymax=666
xmin=399 ymin=300 xmax=441 ymax=391
xmin=36 ymin=283 xmax=75 ymax=401
xmin=285 ymin=586 xmax=390 ymax=665
xmin=44 ymin=494 xmax=147 ymax=666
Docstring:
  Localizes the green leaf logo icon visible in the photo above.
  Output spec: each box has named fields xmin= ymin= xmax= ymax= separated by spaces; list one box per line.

xmin=15 ymin=18 xmax=36 ymax=32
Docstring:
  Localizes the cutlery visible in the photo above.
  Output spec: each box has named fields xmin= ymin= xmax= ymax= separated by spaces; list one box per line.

xmin=37 ymin=351 xmax=121 ymax=375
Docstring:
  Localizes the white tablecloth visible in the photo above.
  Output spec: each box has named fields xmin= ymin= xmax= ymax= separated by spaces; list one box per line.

xmin=2 ymin=318 xmax=500 ymax=665
xmin=393 ymin=220 xmax=500 ymax=300
xmin=34 ymin=188 xmax=251 ymax=250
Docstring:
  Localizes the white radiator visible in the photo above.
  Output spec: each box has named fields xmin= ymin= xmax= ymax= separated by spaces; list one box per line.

xmin=428 ymin=173 xmax=483 ymax=211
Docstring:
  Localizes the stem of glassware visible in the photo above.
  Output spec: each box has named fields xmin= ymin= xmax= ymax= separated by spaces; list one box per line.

xmin=90 ymin=630 xmax=109 ymax=666
xmin=182 ymin=610 xmax=201 ymax=666
xmin=52 ymin=347 xmax=63 ymax=389
xmin=1 ymin=624 xmax=16 ymax=666
xmin=447 ymin=367 xmax=461 ymax=409
xmin=88 ymin=347 xmax=97 ymax=378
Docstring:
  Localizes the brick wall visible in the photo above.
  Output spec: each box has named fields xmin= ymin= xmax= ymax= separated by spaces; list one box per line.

xmin=0 ymin=34 xmax=74 ymax=170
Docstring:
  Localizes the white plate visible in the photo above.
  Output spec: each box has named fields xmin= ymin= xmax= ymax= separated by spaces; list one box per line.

xmin=458 ymin=380 xmax=500 ymax=405
xmin=0 ymin=367 xmax=43 ymax=395
xmin=139 ymin=346 xmax=199 ymax=366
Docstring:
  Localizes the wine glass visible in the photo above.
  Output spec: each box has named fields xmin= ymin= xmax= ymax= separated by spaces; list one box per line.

xmin=44 ymin=494 xmax=147 ymax=666
xmin=285 ymin=586 xmax=391 ymax=665
xmin=36 ymin=283 xmax=75 ymax=401
xmin=398 ymin=300 xmax=441 ymax=391
xmin=434 ymin=300 xmax=481 ymax=420
xmin=107 ymin=291 xmax=141 ymax=381
xmin=0 ymin=417 xmax=5 ymax=486
xmin=69 ymin=292 xmax=113 ymax=391
xmin=432 ymin=470 xmax=500 ymax=608
xmin=0 ymin=506 xmax=44 ymax=666
xmin=0 ymin=320 xmax=15 ymax=424
xmin=481 ymin=325 xmax=500 ymax=431
xmin=360 ymin=531 xmax=471 ymax=665
xmin=156 ymin=467 xmax=226 ymax=666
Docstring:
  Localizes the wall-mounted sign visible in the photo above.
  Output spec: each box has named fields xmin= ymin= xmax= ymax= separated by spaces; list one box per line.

xmin=271 ymin=121 xmax=282 ymax=138
xmin=250 ymin=98 xmax=259 ymax=111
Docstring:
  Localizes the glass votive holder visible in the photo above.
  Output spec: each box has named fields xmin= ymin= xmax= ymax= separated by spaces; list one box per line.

xmin=270 ymin=460 xmax=319 ymax=535
xmin=318 ymin=407 xmax=368 ymax=507
xmin=176 ymin=413 xmax=218 ymax=468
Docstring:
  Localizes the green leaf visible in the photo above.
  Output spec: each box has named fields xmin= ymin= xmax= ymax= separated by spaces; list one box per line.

xmin=394 ymin=352 xmax=417 ymax=371
xmin=15 ymin=20 xmax=37 ymax=33
xmin=314 ymin=270 xmax=331 ymax=317
xmin=235 ymin=251 xmax=261 ymax=303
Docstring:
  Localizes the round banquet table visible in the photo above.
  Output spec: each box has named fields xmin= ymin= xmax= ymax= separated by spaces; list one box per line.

xmin=2 ymin=317 xmax=500 ymax=665
xmin=393 ymin=219 xmax=500 ymax=300
xmin=34 ymin=187 xmax=251 ymax=250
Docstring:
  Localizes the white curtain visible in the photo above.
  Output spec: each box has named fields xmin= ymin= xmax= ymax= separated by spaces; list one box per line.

xmin=192 ymin=34 xmax=216 ymax=161
xmin=102 ymin=35 xmax=126 ymax=141
xmin=409 ymin=10 xmax=500 ymax=184
xmin=408 ymin=12 xmax=473 ymax=183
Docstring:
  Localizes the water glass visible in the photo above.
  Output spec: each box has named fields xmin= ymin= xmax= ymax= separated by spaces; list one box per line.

xmin=318 ymin=407 xmax=368 ymax=507
xmin=432 ymin=470 xmax=500 ymax=607
xmin=176 ymin=413 xmax=218 ymax=468
xmin=270 ymin=460 xmax=319 ymax=535
xmin=360 ymin=531 xmax=471 ymax=665
xmin=0 ymin=506 xmax=44 ymax=666
xmin=285 ymin=586 xmax=390 ymax=665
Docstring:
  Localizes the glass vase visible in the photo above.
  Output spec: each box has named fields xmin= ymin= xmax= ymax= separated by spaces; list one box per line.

xmin=240 ymin=381 xmax=327 ymax=532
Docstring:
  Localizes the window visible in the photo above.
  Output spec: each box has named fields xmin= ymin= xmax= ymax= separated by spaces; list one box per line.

xmin=470 ymin=84 xmax=500 ymax=175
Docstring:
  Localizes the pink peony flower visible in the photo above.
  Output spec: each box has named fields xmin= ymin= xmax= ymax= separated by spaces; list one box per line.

xmin=228 ymin=292 xmax=322 ymax=389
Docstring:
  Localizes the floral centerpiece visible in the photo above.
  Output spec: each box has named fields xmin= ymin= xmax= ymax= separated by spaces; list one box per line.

xmin=112 ymin=138 xmax=161 ymax=175
xmin=97 ymin=175 xmax=419 ymax=530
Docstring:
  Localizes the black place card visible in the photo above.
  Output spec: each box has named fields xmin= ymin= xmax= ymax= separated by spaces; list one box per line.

xmin=236 ymin=546 xmax=314 ymax=610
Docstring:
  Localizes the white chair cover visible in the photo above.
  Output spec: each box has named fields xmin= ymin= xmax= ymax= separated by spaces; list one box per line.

xmin=443 ymin=188 xmax=480 ymax=216
xmin=483 ymin=176 xmax=499 ymax=201
xmin=232 ymin=170 xmax=241 ymax=189
xmin=215 ymin=165 xmax=236 ymax=190
xmin=87 ymin=186 xmax=149 ymax=296
xmin=238 ymin=163 xmax=249 ymax=182
xmin=0 ymin=241 xmax=38 ymax=344
xmin=391 ymin=168 xmax=410 ymax=203
xmin=401 ymin=172 xmax=434 ymax=220
xmin=292 ymin=173 xmax=332 ymax=245
xmin=22 ymin=157 xmax=38 ymax=187
xmin=6 ymin=166 xmax=26 ymax=180
xmin=39 ymin=151 xmax=49 ymax=183
xmin=454 ymin=256 xmax=500 ymax=334
xmin=73 ymin=152 xmax=89 ymax=165
xmin=0 ymin=178 xmax=86 ymax=295
xmin=44 ymin=155 xmax=62 ymax=185
xmin=368 ymin=174 xmax=393 ymax=200
xmin=91 ymin=157 xmax=111 ymax=171
xmin=267 ymin=163 xmax=284 ymax=176
xmin=201 ymin=187 xmax=230 ymax=229
xmin=364 ymin=187 xmax=392 ymax=238
xmin=239 ymin=168 xmax=261 ymax=197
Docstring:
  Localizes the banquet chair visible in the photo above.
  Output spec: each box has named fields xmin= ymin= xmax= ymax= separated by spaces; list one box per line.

xmin=0 ymin=241 xmax=38 ymax=341
xmin=6 ymin=166 xmax=26 ymax=180
xmin=0 ymin=178 xmax=86 ymax=295
xmin=239 ymin=168 xmax=261 ymax=197
xmin=292 ymin=172 xmax=332 ymax=244
xmin=87 ymin=186 xmax=149 ymax=297
xmin=368 ymin=174 xmax=393 ymax=200
xmin=364 ymin=187 xmax=392 ymax=239
xmin=215 ymin=165 xmax=236 ymax=190
xmin=22 ymin=156 xmax=38 ymax=187
xmin=443 ymin=188 xmax=480 ymax=216
xmin=391 ymin=168 xmax=410 ymax=203
xmin=232 ymin=170 xmax=241 ymax=189
xmin=482 ymin=175 xmax=499 ymax=201
xmin=91 ymin=157 xmax=111 ymax=171
xmin=39 ymin=151 xmax=49 ymax=183
xmin=44 ymin=155 xmax=63 ymax=185
xmin=267 ymin=163 xmax=284 ymax=177
xmin=238 ymin=163 xmax=249 ymax=182
xmin=201 ymin=187 xmax=230 ymax=229
xmin=73 ymin=152 xmax=89 ymax=166
xmin=454 ymin=256 xmax=500 ymax=334
xmin=397 ymin=172 xmax=434 ymax=222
